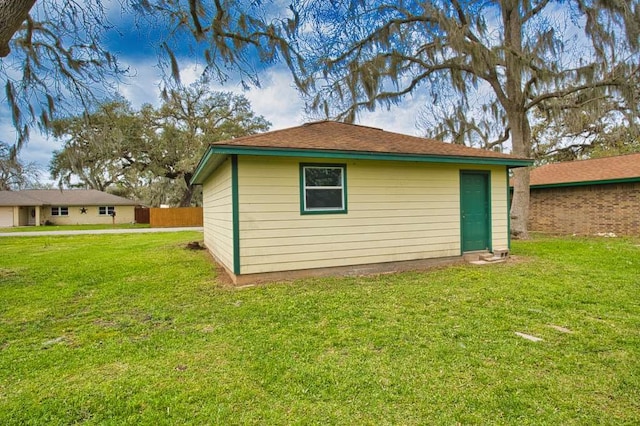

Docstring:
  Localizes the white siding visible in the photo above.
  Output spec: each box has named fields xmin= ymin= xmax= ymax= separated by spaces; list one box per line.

xmin=237 ymin=156 xmax=513 ymax=275
xmin=202 ymin=157 xmax=234 ymax=272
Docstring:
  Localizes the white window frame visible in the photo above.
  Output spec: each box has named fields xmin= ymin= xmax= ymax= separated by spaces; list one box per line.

xmin=51 ymin=206 xmax=69 ymax=216
xmin=99 ymin=206 xmax=115 ymax=216
xmin=301 ymin=164 xmax=347 ymax=214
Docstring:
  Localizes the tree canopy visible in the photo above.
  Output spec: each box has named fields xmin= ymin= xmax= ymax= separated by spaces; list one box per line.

xmin=50 ymin=83 xmax=270 ymax=206
xmin=282 ymin=0 xmax=640 ymax=237
xmin=0 ymin=0 xmax=288 ymax=150
xmin=0 ymin=141 xmax=39 ymax=190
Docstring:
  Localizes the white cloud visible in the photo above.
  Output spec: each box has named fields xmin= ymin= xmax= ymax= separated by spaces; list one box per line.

xmin=239 ymin=67 xmax=307 ymax=129
xmin=19 ymin=132 xmax=57 ymax=169
xmin=115 ymin=59 xmax=164 ymax=108
xmin=204 ymin=64 xmax=424 ymax=135
xmin=357 ymin=94 xmax=426 ymax=137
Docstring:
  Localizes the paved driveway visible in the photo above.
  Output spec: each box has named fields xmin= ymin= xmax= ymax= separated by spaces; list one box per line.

xmin=0 ymin=227 xmax=203 ymax=237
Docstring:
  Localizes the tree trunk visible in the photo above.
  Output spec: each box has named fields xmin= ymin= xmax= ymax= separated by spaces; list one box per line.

xmin=502 ymin=0 xmax=531 ymax=239
xmin=508 ymin=108 xmax=532 ymax=240
xmin=510 ymin=166 xmax=531 ymax=239
xmin=0 ymin=0 xmax=36 ymax=57
xmin=179 ymin=173 xmax=194 ymax=207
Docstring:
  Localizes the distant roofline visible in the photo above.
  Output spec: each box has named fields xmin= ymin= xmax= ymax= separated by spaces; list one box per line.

xmin=0 ymin=189 xmax=139 ymax=206
xmin=529 ymin=176 xmax=640 ymax=189
xmin=302 ymin=119 xmax=383 ymax=131
xmin=525 ymin=153 xmax=640 ymax=187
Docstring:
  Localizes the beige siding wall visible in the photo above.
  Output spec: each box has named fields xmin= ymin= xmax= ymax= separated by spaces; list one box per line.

xmin=237 ymin=156 xmax=509 ymax=274
xmin=0 ymin=207 xmax=13 ymax=227
xmin=41 ymin=205 xmax=135 ymax=225
xmin=481 ymin=166 xmax=509 ymax=250
xmin=202 ymin=157 xmax=234 ymax=272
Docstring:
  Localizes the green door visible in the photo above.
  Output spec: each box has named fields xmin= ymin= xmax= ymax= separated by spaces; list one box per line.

xmin=460 ymin=171 xmax=490 ymax=252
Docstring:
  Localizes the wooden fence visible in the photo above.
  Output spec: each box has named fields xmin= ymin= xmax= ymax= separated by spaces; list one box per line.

xmin=149 ymin=207 xmax=203 ymax=228
xmin=135 ymin=207 xmax=150 ymax=224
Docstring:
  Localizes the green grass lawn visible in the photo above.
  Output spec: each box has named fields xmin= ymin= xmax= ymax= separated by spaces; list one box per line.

xmin=0 ymin=233 xmax=638 ymax=424
xmin=0 ymin=223 xmax=151 ymax=233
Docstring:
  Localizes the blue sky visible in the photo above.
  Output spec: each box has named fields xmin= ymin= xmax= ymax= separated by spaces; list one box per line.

xmin=8 ymin=4 xmax=426 ymax=184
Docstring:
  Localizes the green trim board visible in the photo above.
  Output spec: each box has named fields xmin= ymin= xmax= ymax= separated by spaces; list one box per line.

xmin=214 ymin=146 xmax=532 ymax=166
xmin=190 ymin=148 xmax=226 ymax=185
xmin=488 ymin=172 xmax=493 ymax=252
xmin=528 ymin=176 xmax=640 ymax=189
xmin=460 ymin=171 xmax=492 ymax=253
xmin=191 ymin=145 xmax=532 ymax=184
xmin=231 ymin=155 xmax=240 ymax=275
xmin=506 ymin=171 xmax=511 ymax=250
xmin=299 ymin=163 xmax=348 ymax=215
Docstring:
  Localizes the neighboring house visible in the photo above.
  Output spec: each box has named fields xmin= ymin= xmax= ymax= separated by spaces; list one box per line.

xmin=191 ymin=121 xmax=532 ymax=284
xmin=0 ymin=189 xmax=138 ymax=227
xmin=526 ymin=153 xmax=640 ymax=236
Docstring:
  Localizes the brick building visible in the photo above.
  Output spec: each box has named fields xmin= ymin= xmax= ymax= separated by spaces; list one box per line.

xmin=526 ymin=153 xmax=640 ymax=236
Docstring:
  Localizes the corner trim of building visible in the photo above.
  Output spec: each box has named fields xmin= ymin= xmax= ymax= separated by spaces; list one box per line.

xmin=231 ymin=155 xmax=240 ymax=275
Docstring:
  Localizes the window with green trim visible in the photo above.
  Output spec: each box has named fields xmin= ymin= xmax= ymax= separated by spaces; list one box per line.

xmin=300 ymin=164 xmax=347 ymax=214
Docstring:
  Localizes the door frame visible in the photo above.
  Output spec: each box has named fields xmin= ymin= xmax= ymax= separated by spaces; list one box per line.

xmin=460 ymin=170 xmax=492 ymax=253
xmin=28 ymin=207 xmax=37 ymax=226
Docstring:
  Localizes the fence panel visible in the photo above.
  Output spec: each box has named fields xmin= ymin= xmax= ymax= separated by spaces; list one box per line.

xmin=150 ymin=207 xmax=203 ymax=228
xmin=135 ymin=207 xmax=150 ymax=224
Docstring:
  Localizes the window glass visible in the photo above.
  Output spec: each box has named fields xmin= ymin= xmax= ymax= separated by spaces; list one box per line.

xmin=305 ymin=167 xmax=342 ymax=187
xmin=306 ymin=188 xmax=343 ymax=209
xmin=99 ymin=206 xmax=115 ymax=215
xmin=51 ymin=206 xmax=68 ymax=216
xmin=302 ymin=165 xmax=346 ymax=213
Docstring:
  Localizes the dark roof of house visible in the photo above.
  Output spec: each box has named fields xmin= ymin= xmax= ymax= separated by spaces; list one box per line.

xmin=0 ymin=189 xmax=138 ymax=207
xmin=192 ymin=121 xmax=532 ymax=184
xmin=529 ymin=153 xmax=640 ymax=187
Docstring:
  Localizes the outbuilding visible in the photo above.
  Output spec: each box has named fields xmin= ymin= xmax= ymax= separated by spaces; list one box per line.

xmin=191 ymin=121 xmax=532 ymax=284
xmin=527 ymin=153 xmax=640 ymax=236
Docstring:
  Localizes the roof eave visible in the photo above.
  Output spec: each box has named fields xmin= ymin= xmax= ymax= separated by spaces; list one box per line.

xmin=191 ymin=145 xmax=532 ymax=185
xmin=528 ymin=176 xmax=640 ymax=189
xmin=209 ymin=145 xmax=533 ymax=167
xmin=190 ymin=147 xmax=229 ymax=185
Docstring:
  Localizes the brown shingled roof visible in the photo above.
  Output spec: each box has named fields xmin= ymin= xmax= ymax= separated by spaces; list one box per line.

xmin=212 ymin=121 xmax=529 ymax=161
xmin=0 ymin=189 xmax=138 ymax=207
xmin=0 ymin=191 xmax=41 ymax=207
xmin=529 ymin=153 xmax=640 ymax=186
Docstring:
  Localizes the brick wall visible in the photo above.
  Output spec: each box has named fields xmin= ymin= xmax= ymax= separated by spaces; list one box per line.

xmin=529 ymin=182 xmax=640 ymax=236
